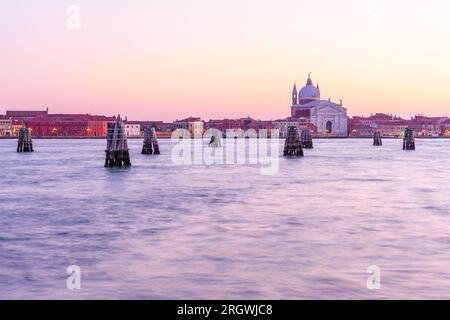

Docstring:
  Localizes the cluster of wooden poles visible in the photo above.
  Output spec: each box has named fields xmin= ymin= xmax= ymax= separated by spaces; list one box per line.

xmin=141 ymin=126 xmax=160 ymax=155
xmin=105 ymin=116 xmax=161 ymax=168
xmin=283 ymin=127 xmax=314 ymax=157
xmin=372 ymin=129 xmax=415 ymax=150
xmin=402 ymin=128 xmax=416 ymax=150
xmin=104 ymin=116 xmax=131 ymax=167
xmin=282 ymin=126 xmax=417 ymax=158
xmin=12 ymin=117 xmax=163 ymax=168
xmin=16 ymin=126 xmax=33 ymax=153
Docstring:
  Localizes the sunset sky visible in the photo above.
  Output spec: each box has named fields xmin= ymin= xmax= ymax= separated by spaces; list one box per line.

xmin=1 ymin=0 xmax=449 ymax=121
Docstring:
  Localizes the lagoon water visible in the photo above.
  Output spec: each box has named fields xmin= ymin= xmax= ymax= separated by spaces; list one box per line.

xmin=1 ymin=138 xmax=450 ymax=299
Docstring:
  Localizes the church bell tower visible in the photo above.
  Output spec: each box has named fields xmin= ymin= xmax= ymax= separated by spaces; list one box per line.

xmin=292 ymin=83 xmax=298 ymax=105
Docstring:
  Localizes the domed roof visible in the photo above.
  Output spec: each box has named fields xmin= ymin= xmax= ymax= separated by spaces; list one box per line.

xmin=299 ymin=74 xmax=320 ymax=100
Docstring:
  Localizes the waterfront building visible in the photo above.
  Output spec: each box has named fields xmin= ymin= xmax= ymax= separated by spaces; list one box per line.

xmin=272 ymin=117 xmax=316 ymax=138
xmin=205 ymin=119 xmax=241 ymax=133
xmin=86 ymin=117 xmax=112 ymax=137
xmin=349 ymin=114 xmax=406 ymax=137
xmin=348 ymin=113 xmax=449 ymax=137
xmin=174 ymin=117 xmax=204 ymax=137
xmin=205 ymin=118 xmax=273 ymax=137
xmin=134 ymin=121 xmax=165 ymax=131
xmin=6 ymin=109 xmax=49 ymax=122
xmin=412 ymin=115 xmax=448 ymax=136
xmin=4 ymin=109 xmax=114 ymax=137
xmin=3 ymin=109 xmax=177 ymax=138
xmin=291 ymin=74 xmax=348 ymax=136
xmin=124 ymin=121 xmax=172 ymax=137
xmin=28 ymin=114 xmax=114 ymax=137
xmin=158 ymin=122 xmax=175 ymax=132
xmin=4 ymin=107 xmax=448 ymax=139
xmin=124 ymin=122 xmax=141 ymax=137
xmin=11 ymin=120 xmax=23 ymax=137
xmin=138 ymin=121 xmax=174 ymax=138
xmin=204 ymin=118 xmax=274 ymax=137
xmin=440 ymin=119 xmax=450 ymax=136
xmin=0 ymin=116 xmax=12 ymax=136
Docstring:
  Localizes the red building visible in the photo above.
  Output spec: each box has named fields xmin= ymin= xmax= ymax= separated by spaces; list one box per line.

xmin=6 ymin=109 xmax=49 ymax=122
xmin=4 ymin=109 xmax=115 ymax=137
xmin=28 ymin=114 xmax=115 ymax=137
xmin=205 ymin=119 xmax=241 ymax=132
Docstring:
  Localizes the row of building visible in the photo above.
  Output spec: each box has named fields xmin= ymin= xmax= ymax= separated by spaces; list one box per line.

xmin=1 ymin=108 xmax=450 ymax=139
xmin=348 ymin=113 xmax=450 ymax=137
xmin=1 ymin=75 xmax=449 ymax=138
xmin=287 ymin=74 xmax=450 ymax=137
xmin=2 ymin=109 xmax=449 ymax=138
xmin=0 ymin=109 xmax=281 ymax=138
xmin=0 ymin=109 xmax=198 ymax=138
xmin=0 ymin=110 xmax=116 ymax=137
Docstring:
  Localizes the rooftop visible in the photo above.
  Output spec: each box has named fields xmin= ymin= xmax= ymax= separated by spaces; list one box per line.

xmin=6 ymin=109 xmax=48 ymax=117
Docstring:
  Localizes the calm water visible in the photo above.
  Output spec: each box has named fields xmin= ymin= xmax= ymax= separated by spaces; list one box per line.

xmin=0 ymin=138 xmax=450 ymax=299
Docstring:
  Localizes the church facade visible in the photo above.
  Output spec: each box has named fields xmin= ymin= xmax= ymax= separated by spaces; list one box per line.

xmin=291 ymin=74 xmax=348 ymax=136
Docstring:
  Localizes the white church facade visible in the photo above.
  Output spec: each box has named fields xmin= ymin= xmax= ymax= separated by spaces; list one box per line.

xmin=290 ymin=74 xmax=348 ymax=136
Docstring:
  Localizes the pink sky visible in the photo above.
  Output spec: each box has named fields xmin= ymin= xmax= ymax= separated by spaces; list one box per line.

xmin=1 ymin=0 xmax=449 ymax=121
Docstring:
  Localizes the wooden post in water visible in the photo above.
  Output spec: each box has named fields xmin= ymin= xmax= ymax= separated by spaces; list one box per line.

xmin=373 ymin=131 xmax=382 ymax=146
xmin=283 ymin=126 xmax=304 ymax=157
xmin=403 ymin=128 xmax=415 ymax=150
xmin=105 ymin=116 xmax=131 ymax=167
xmin=17 ymin=126 xmax=33 ymax=153
xmin=208 ymin=130 xmax=222 ymax=148
xmin=301 ymin=128 xmax=313 ymax=149
xmin=150 ymin=127 xmax=160 ymax=154
xmin=142 ymin=127 xmax=160 ymax=155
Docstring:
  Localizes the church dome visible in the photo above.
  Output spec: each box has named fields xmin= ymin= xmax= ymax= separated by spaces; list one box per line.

xmin=299 ymin=74 xmax=320 ymax=100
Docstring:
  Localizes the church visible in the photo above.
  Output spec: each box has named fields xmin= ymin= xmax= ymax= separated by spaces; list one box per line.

xmin=291 ymin=74 xmax=348 ymax=136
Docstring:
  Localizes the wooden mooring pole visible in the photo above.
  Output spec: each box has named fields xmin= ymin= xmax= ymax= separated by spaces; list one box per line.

xmin=301 ymin=128 xmax=313 ymax=149
xmin=105 ymin=116 xmax=131 ymax=167
xmin=373 ymin=131 xmax=382 ymax=146
xmin=17 ymin=126 xmax=33 ymax=153
xmin=283 ymin=126 xmax=304 ymax=157
xmin=403 ymin=128 xmax=415 ymax=150
xmin=142 ymin=127 xmax=160 ymax=155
